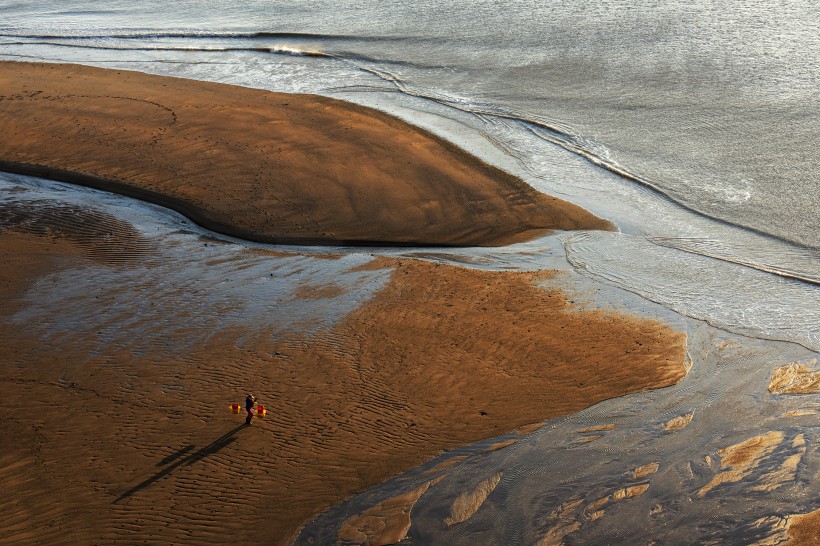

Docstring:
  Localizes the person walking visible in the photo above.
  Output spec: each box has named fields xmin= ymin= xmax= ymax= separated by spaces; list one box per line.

xmin=245 ymin=393 xmax=257 ymax=425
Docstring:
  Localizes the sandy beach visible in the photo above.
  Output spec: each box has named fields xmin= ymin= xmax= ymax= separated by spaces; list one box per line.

xmin=0 ymin=62 xmax=692 ymax=544
xmin=0 ymin=61 xmax=612 ymax=247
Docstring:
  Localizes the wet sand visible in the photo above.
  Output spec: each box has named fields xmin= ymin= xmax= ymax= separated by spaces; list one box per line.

xmin=0 ymin=224 xmax=686 ymax=544
xmin=0 ymin=61 xmax=612 ymax=247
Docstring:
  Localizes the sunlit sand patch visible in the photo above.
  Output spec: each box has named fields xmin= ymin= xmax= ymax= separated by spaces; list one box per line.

xmin=588 ymin=483 xmax=650 ymax=511
xmin=612 ymin=483 xmax=650 ymax=500
xmin=586 ymin=483 xmax=651 ymax=525
xmin=483 ymin=439 xmax=518 ymax=453
xmin=577 ymin=423 xmax=617 ymax=433
xmin=664 ymin=411 xmax=694 ymax=431
xmin=572 ymin=434 xmax=603 ymax=444
xmin=538 ymin=517 xmax=583 ymax=546
xmin=537 ymin=519 xmax=583 ymax=546
xmin=783 ymin=509 xmax=820 ymax=545
xmin=293 ymin=282 xmax=346 ymax=300
xmin=538 ymin=474 xmax=652 ymax=544
xmin=768 ymin=360 xmax=820 ymax=395
xmin=751 ymin=434 xmax=806 ymax=493
xmin=445 ymin=473 xmax=502 ymax=526
xmin=337 ymin=477 xmax=443 ymax=545
xmin=633 ymin=463 xmax=660 ymax=479
xmin=698 ymin=431 xmax=784 ymax=496
xmin=783 ymin=408 xmax=818 ymax=418
xmin=421 ymin=456 xmax=469 ymax=477
xmin=515 ymin=422 xmax=544 ymax=435
xmin=586 ymin=496 xmax=609 ymax=514
xmin=536 ymin=498 xmax=584 ymax=546
xmin=752 ymin=508 xmax=820 ymax=545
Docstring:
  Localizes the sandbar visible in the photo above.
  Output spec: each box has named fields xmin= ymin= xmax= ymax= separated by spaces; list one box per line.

xmin=0 ymin=61 xmax=613 ymax=246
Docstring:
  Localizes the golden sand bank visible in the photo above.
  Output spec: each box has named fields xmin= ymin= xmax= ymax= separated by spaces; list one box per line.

xmin=0 ymin=61 xmax=612 ymax=246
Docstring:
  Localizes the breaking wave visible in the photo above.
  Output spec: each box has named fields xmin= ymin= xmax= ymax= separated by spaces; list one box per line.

xmin=0 ymin=30 xmax=406 ymax=42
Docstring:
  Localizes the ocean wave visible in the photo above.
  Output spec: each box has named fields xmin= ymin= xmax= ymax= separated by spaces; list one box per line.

xmin=267 ymin=46 xmax=332 ymax=58
xmin=0 ymin=30 xmax=401 ymax=43
xmin=0 ymin=40 xmax=333 ymax=57
xmin=0 ymin=39 xmax=439 ymax=68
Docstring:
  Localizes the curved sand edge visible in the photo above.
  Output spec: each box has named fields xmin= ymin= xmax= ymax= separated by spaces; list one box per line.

xmin=0 ymin=61 xmax=613 ymax=246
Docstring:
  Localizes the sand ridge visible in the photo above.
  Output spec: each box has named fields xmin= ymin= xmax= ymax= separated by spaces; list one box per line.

xmin=0 ymin=61 xmax=613 ymax=247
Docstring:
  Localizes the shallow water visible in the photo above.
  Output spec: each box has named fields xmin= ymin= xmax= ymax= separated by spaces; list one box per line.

xmin=1 ymin=175 xmax=392 ymax=354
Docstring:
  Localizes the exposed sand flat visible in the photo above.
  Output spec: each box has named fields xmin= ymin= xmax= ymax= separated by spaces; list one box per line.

xmin=612 ymin=483 xmax=650 ymax=500
xmin=768 ymin=360 xmax=820 ymax=395
xmin=698 ymin=431 xmax=784 ymax=496
xmin=536 ymin=499 xmax=585 ymax=546
xmin=536 ymin=470 xmax=653 ymax=545
xmin=0 ymin=61 xmax=613 ymax=247
xmin=633 ymin=463 xmax=660 ymax=479
xmin=785 ymin=509 xmax=820 ymax=545
xmin=444 ymin=473 xmax=503 ymax=526
xmin=0 ymin=222 xmax=687 ymax=544
xmin=337 ymin=478 xmax=442 ymax=545
xmin=753 ymin=508 xmax=820 ymax=545
xmin=750 ymin=434 xmax=805 ymax=493
xmin=664 ymin=411 xmax=694 ymax=431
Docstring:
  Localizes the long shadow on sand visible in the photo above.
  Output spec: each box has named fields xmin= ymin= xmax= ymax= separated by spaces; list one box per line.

xmin=113 ymin=423 xmax=247 ymax=503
